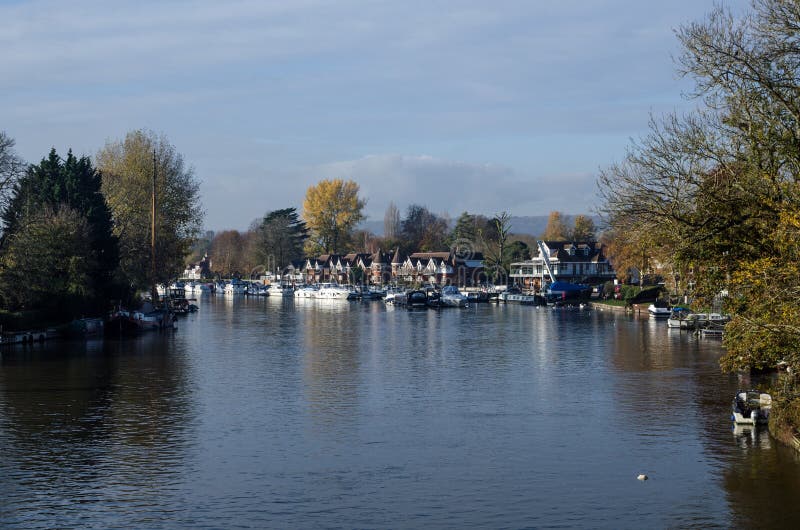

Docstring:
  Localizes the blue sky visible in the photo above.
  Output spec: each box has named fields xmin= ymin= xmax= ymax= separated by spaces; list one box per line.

xmin=0 ymin=0 xmax=748 ymax=230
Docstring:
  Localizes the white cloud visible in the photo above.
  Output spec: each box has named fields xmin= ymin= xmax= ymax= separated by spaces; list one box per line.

xmin=307 ymin=154 xmax=596 ymax=219
xmin=1 ymin=0 xmax=750 ymax=231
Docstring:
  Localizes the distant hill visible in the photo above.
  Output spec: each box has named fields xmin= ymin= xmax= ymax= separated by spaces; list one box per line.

xmin=359 ymin=215 xmax=599 ymax=238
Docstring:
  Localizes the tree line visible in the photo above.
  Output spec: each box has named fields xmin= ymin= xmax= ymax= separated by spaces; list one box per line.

xmin=0 ymin=129 xmax=202 ymax=325
xmin=0 ymin=128 xmax=600 ymax=323
xmin=203 ymin=177 xmax=597 ymax=280
xmin=597 ymin=0 xmax=800 ymax=432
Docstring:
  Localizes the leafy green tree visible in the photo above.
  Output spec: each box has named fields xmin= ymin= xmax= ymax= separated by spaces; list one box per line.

xmin=255 ymin=207 xmax=308 ymax=271
xmin=0 ymin=206 xmax=96 ymax=316
xmin=97 ymin=130 xmax=202 ymax=291
xmin=598 ymin=0 xmax=800 ymax=385
xmin=1 ymin=149 xmax=119 ymax=309
xmin=507 ymin=240 xmax=530 ymax=263
xmin=450 ymin=211 xmax=492 ymax=254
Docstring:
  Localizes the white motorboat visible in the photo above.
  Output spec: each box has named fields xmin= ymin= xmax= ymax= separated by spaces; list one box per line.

xmin=317 ymin=283 xmax=352 ymax=300
xmin=732 ymin=390 xmax=772 ymax=425
xmin=383 ymin=287 xmax=405 ymax=304
xmin=440 ymin=285 xmax=468 ymax=307
xmin=668 ymin=307 xmax=697 ymax=329
xmin=267 ymin=283 xmax=294 ymax=297
xmin=224 ymin=280 xmax=247 ymax=294
xmin=294 ymin=285 xmax=319 ymax=298
xmin=648 ymin=303 xmax=671 ymax=317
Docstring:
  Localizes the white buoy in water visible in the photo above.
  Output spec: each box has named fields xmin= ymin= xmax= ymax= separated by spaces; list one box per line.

xmin=637 ymin=474 xmax=648 ymax=481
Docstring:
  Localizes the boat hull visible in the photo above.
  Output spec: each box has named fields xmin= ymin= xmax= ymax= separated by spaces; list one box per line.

xmin=732 ymin=390 xmax=771 ymax=425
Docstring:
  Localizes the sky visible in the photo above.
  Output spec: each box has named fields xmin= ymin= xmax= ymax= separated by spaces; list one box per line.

xmin=0 ymin=0 xmax=749 ymax=231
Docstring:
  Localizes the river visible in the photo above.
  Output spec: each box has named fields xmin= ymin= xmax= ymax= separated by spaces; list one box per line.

xmin=2 ymin=296 xmax=800 ymax=528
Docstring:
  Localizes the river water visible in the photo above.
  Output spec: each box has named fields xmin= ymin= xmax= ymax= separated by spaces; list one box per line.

xmin=2 ymin=296 xmax=800 ymax=528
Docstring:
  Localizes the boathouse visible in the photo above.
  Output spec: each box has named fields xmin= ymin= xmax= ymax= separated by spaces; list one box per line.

xmin=509 ymin=241 xmax=615 ymax=290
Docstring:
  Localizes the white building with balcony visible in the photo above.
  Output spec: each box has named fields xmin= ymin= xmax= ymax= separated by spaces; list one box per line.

xmin=509 ymin=241 xmax=616 ymax=291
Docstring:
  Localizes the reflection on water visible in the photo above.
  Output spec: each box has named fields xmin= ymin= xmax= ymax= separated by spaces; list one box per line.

xmin=301 ymin=299 xmax=361 ymax=426
xmin=2 ymin=299 xmax=800 ymax=527
xmin=0 ymin=335 xmax=193 ymax=528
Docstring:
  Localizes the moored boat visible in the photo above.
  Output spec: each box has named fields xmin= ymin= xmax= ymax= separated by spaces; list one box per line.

xmin=406 ymin=289 xmax=428 ymax=308
xmin=267 ymin=283 xmax=294 ymax=297
xmin=384 ymin=287 xmax=406 ymax=304
xmin=498 ymin=286 xmax=539 ymax=305
xmin=440 ymin=285 xmax=468 ymax=307
xmin=106 ymin=306 xmax=174 ymax=335
xmin=732 ymin=390 xmax=772 ymax=425
xmin=317 ymin=283 xmax=352 ymax=300
xmin=294 ymin=284 xmax=319 ymax=298
xmin=648 ymin=302 xmax=671 ymax=317
xmin=668 ymin=307 xmax=696 ymax=329
xmin=67 ymin=317 xmax=105 ymax=338
xmin=224 ymin=279 xmax=247 ymax=295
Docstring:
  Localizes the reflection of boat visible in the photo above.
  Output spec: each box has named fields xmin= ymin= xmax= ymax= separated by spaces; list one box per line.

xmin=732 ymin=423 xmax=772 ymax=449
xmin=440 ymin=285 xmax=468 ymax=307
xmin=732 ymin=390 xmax=772 ymax=425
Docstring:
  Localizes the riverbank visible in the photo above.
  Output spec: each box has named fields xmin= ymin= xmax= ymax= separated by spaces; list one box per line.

xmin=591 ymin=300 xmax=629 ymax=313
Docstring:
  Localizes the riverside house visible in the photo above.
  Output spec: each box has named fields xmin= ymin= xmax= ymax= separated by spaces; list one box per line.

xmin=398 ymin=251 xmax=485 ymax=286
xmin=509 ymin=241 xmax=616 ymax=291
xmin=304 ymin=249 xmax=401 ymax=285
xmin=297 ymin=249 xmax=485 ymax=287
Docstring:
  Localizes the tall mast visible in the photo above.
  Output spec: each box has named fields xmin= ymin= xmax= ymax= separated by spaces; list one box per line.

xmin=151 ymin=149 xmax=158 ymax=305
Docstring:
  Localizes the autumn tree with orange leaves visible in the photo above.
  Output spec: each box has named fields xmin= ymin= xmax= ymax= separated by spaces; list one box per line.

xmin=302 ymin=179 xmax=365 ymax=255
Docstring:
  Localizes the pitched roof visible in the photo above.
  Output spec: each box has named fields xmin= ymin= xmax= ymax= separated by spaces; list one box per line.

xmin=391 ymin=248 xmax=404 ymax=264
xmin=540 ymin=241 xmax=607 ymax=263
xmin=409 ymin=251 xmax=451 ymax=261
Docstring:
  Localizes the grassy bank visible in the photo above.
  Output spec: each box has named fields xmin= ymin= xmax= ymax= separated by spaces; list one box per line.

xmin=592 ymin=299 xmax=628 ymax=308
xmin=769 ymin=377 xmax=800 ymax=450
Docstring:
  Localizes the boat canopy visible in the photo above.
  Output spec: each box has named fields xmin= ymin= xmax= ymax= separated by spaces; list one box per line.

xmin=547 ymin=281 xmax=588 ymax=293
